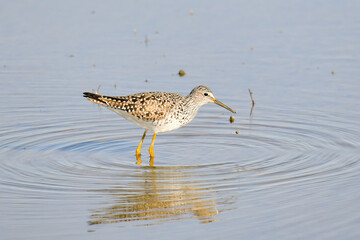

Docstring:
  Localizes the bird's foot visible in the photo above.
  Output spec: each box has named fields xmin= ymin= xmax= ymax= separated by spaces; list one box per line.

xmin=136 ymin=153 xmax=142 ymax=165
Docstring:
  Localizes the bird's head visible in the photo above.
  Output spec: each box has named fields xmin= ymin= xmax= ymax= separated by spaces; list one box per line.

xmin=188 ymin=85 xmax=236 ymax=113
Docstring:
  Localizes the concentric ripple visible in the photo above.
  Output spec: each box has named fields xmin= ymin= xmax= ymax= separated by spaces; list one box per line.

xmin=1 ymin=101 xmax=360 ymax=227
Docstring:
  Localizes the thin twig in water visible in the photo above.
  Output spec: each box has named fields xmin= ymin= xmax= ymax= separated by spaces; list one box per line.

xmin=250 ymin=104 xmax=255 ymax=117
xmin=92 ymin=85 xmax=102 ymax=94
xmin=248 ymin=88 xmax=255 ymax=116
xmin=96 ymin=85 xmax=101 ymax=94
xmin=248 ymin=88 xmax=255 ymax=106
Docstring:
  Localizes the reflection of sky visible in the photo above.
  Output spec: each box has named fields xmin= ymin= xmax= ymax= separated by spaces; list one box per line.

xmin=1 ymin=2 xmax=360 ymax=239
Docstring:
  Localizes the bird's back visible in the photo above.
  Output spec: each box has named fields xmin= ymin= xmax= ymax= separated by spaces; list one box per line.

xmin=83 ymin=91 xmax=191 ymax=132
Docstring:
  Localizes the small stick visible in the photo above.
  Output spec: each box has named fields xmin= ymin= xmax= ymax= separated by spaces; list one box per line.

xmin=248 ymin=88 xmax=255 ymax=106
xmin=248 ymin=88 xmax=255 ymax=116
xmin=96 ymin=85 xmax=101 ymax=94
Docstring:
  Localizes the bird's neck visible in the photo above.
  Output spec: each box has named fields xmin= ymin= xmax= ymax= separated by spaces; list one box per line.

xmin=183 ymin=95 xmax=202 ymax=120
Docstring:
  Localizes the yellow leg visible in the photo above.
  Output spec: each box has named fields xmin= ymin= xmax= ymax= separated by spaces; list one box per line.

xmin=136 ymin=154 xmax=142 ymax=165
xmin=136 ymin=130 xmax=147 ymax=157
xmin=149 ymin=133 xmax=157 ymax=158
xmin=149 ymin=156 xmax=154 ymax=167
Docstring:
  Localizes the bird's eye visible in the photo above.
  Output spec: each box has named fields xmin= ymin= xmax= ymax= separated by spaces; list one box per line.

xmin=204 ymin=93 xmax=208 ymax=96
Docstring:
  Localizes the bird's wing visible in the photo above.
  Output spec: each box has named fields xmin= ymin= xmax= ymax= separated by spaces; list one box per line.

xmin=83 ymin=92 xmax=179 ymax=121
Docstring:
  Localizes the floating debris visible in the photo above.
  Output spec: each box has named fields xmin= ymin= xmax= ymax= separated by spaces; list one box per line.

xmin=145 ymin=35 xmax=149 ymax=46
xmin=69 ymin=54 xmax=75 ymax=58
xmin=331 ymin=69 xmax=335 ymax=75
xmin=189 ymin=9 xmax=194 ymax=16
xmin=133 ymin=28 xmax=137 ymax=36
xmin=229 ymin=116 xmax=235 ymax=123
xmin=92 ymin=63 xmax=96 ymax=68
xmin=145 ymin=79 xmax=149 ymax=83
xmin=3 ymin=64 xmax=6 ymax=68
xmin=163 ymin=52 xmax=166 ymax=57
xmin=155 ymin=30 xmax=159 ymax=34
xmin=178 ymin=69 xmax=186 ymax=77
xmin=235 ymin=130 xmax=239 ymax=134
xmin=94 ymin=85 xmax=101 ymax=94
xmin=114 ymin=83 xmax=117 ymax=88
xmin=250 ymin=46 xmax=254 ymax=51
xmin=248 ymin=88 xmax=255 ymax=106
xmin=249 ymin=88 xmax=255 ymax=116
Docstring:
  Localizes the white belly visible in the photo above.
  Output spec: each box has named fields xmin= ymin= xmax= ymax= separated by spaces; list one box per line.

xmin=110 ymin=108 xmax=197 ymax=133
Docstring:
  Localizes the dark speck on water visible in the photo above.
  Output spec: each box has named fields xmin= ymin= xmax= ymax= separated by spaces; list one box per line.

xmin=178 ymin=69 xmax=186 ymax=77
xmin=229 ymin=116 xmax=235 ymax=123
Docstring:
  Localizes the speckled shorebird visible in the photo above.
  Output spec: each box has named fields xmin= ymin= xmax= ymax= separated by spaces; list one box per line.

xmin=83 ymin=86 xmax=235 ymax=159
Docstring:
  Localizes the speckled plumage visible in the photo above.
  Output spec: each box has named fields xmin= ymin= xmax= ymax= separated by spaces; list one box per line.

xmin=83 ymin=85 xmax=235 ymax=159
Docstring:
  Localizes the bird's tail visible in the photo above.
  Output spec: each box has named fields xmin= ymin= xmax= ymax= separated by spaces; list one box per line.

xmin=83 ymin=92 xmax=107 ymax=105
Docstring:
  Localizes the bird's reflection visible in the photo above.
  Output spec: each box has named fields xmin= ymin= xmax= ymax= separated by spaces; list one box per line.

xmin=88 ymin=163 xmax=219 ymax=226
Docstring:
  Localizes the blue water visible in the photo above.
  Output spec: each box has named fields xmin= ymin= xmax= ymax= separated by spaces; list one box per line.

xmin=1 ymin=1 xmax=360 ymax=239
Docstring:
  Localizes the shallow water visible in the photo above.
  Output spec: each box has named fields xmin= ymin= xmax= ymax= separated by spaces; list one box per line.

xmin=1 ymin=1 xmax=360 ymax=239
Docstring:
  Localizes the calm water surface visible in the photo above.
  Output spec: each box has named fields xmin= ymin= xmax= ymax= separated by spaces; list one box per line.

xmin=1 ymin=1 xmax=360 ymax=239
